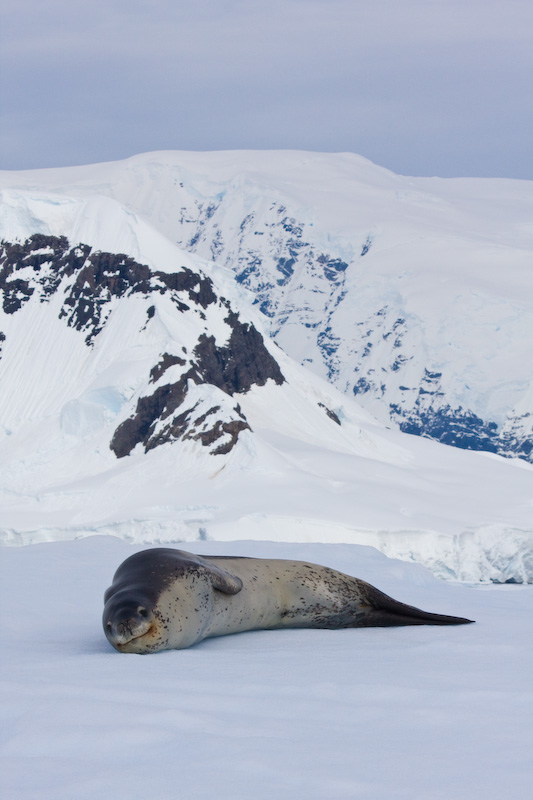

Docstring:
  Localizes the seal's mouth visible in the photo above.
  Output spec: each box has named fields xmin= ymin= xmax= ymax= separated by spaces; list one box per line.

xmin=114 ymin=625 xmax=161 ymax=654
xmin=115 ymin=626 xmax=153 ymax=650
xmin=106 ymin=618 xmax=154 ymax=649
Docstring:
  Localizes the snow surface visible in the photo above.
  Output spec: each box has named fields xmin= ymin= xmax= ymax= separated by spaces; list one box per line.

xmin=1 ymin=537 xmax=532 ymax=800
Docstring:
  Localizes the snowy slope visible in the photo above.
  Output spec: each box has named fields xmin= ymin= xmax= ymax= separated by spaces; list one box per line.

xmin=1 ymin=537 xmax=532 ymax=800
xmin=0 ymin=189 xmax=532 ymax=582
xmin=2 ymin=150 xmax=532 ymax=461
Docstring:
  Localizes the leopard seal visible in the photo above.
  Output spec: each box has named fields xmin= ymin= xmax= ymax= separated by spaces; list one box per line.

xmin=103 ymin=548 xmax=474 ymax=653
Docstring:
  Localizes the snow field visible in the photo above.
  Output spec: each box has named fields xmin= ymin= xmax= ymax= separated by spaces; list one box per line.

xmin=1 ymin=537 xmax=532 ymax=800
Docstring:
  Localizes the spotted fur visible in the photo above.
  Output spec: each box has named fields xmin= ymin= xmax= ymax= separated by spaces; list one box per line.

xmin=103 ymin=548 xmax=474 ymax=653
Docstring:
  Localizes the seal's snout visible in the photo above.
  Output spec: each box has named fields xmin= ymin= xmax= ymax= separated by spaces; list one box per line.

xmin=103 ymin=599 xmax=154 ymax=649
xmin=117 ymin=619 xmax=134 ymax=638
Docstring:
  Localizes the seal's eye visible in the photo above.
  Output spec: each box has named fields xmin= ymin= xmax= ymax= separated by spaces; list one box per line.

xmin=106 ymin=622 xmax=112 ymax=631
xmin=138 ymin=607 xmax=148 ymax=617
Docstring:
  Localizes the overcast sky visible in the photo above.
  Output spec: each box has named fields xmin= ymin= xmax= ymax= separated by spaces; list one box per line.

xmin=1 ymin=0 xmax=532 ymax=177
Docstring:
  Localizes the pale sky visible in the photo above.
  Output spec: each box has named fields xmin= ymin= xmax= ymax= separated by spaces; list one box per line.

xmin=1 ymin=0 xmax=532 ymax=177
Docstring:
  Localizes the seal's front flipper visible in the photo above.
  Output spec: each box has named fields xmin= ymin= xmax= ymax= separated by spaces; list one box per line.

xmin=203 ymin=563 xmax=243 ymax=595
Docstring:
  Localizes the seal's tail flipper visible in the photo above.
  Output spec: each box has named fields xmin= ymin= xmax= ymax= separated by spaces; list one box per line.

xmin=360 ymin=584 xmax=474 ymax=627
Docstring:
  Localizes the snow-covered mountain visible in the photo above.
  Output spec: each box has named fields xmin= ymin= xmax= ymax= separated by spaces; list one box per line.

xmin=2 ymin=150 xmax=532 ymax=462
xmin=1 ymin=186 xmax=532 ymax=583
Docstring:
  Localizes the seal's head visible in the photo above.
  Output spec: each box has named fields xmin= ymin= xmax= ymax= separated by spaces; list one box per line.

xmin=103 ymin=589 xmax=161 ymax=653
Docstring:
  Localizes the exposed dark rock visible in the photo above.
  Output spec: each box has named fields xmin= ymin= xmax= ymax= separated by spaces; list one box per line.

xmin=392 ymin=404 xmax=500 ymax=452
xmin=391 ymin=355 xmax=409 ymax=371
xmin=1 ymin=235 xmax=219 ymax=345
xmin=149 ymin=353 xmax=187 ymax=383
xmin=318 ymin=402 xmax=341 ymax=425
xmin=143 ymin=399 xmax=252 ymax=457
xmin=318 ymin=254 xmax=349 ymax=282
xmin=317 ymin=328 xmax=340 ymax=357
xmin=258 ymin=298 xmax=275 ymax=317
xmin=2 ymin=277 xmax=34 ymax=313
xmin=499 ymin=413 xmax=533 ymax=459
xmin=361 ymin=235 xmax=373 ymax=256
xmin=110 ymin=311 xmax=283 ymax=458
xmin=144 ymin=405 xmax=198 ymax=453
xmin=281 ymin=216 xmax=303 ymax=236
xmin=191 ymin=312 xmax=285 ymax=395
xmin=186 ymin=200 xmax=220 ymax=249
xmin=140 ymin=305 xmax=156 ymax=331
xmin=239 ymin=214 xmax=255 ymax=234
xmin=60 ymin=252 xmax=216 ymax=342
xmin=185 ymin=417 xmax=252 ymax=455
xmin=353 ymin=378 xmax=372 ymax=396
xmin=110 ymin=379 xmax=191 ymax=458
xmin=59 ymin=251 xmax=153 ymax=341
xmin=1 ymin=235 xmax=90 ymax=314
xmin=235 ymin=255 xmax=263 ymax=286
xmin=192 ymin=406 xmax=221 ymax=427
xmin=156 ymin=268 xmax=216 ymax=309
xmin=276 ymin=256 xmax=296 ymax=284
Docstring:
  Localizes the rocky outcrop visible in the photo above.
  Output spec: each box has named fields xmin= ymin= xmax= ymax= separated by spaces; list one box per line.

xmin=1 ymin=234 xmax=217 ymax=344
xmin=1 ymin=234 xmax=285 ymax=459
xmin=110 ymin=312 xmax=284 ymax=457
